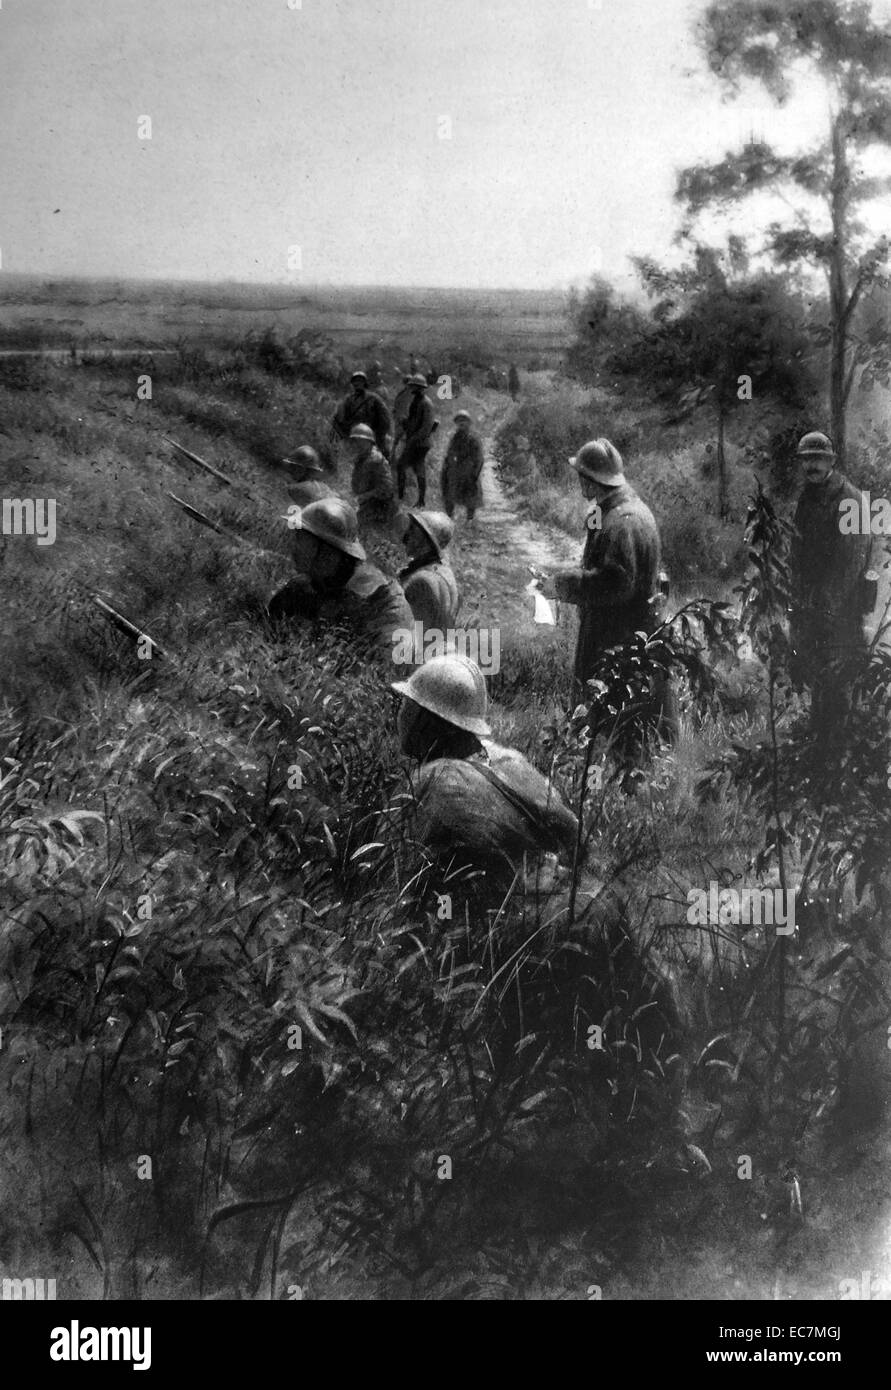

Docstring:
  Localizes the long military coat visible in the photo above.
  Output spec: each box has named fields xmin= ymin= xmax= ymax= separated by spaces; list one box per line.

xmin=553 ymin=484 xmax=661 ymax=689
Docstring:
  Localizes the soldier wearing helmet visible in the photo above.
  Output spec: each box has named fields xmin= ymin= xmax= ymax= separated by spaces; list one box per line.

xmin=281 ymin=445 xmax=334 ymax=507
xmin=543 ymin=438 xmax=677 ymax=756
xmin=394 ymin=374 xmax=437 ymax=507
xmin=789 ymin=431 xmax=875 ymax=743
xmin=330 ymin=370 xmax=392 ymax=457
xmin=398 ymin=510 xmax=460 ymax=633
xmin=441 ymin=410 xmax=484 ymax=522
xmin=348 ymin=423 xmax=397 ymax=528
xmin=391 ymin=653 xmax=577 ymax=881
xmin=267 ymin=497 xmax=413 ymax=667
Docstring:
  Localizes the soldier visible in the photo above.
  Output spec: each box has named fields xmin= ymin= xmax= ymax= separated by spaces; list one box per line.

xmin=441 ymin=410 xmax=484 ymax=522
xmin=508 ymin=363 xmax=520 ymax=401
xmin=392 ymin=654 xmax=578 ymax=882
xmin=348 ymin=423 xmax=397 ymax=529
xmin=545 ymin=438 xmax=676 ymax=755
xmin=267 ymin=497 xmax=413 ymax=668
xmin=395 ymin=373 xmax=437 ymax=507
xmin=331 ymin=370 xmax=392 ymax=457
xmin=789 ymin=431 xmax=875 ymax=744
xmin=281 ymin=446 xmax=334 ymax=507
xmin=392 ymin=373 xmax=414 ymax=445
xmin=399 ymin=510 xmax=460 ymax=633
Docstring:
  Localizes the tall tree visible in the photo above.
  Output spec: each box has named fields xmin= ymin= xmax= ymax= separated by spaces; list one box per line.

xmin=677 ymin=0 xmax=891 ymax=466
xmin=614 ymin=245 xmax=813 ymax=517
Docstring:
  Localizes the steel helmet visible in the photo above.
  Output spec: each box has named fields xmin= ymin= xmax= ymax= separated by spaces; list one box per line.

xmin=406 ymin=509 xmax=454 ymax=559
xmin=286 ymin=445 xmax=323 ymax=473
xmin=409 ymin=373 xmax=428 ymax=388
xmin=350 ymin=371 xmax=368 ymax=385
xmin=284 ymin=497 xmax=366 ymax=560
xmin=796 ymin=431 xmax=835 ymax=458
xmin=349 ymin=423 xmax=376 ymax=443
xmin=454 ymin=409 xmax=471 ymax=423
xmin=569 ymin=438 xmax=625 ymax=486
xmin=392 ymin=653 xmax=491 ymax=737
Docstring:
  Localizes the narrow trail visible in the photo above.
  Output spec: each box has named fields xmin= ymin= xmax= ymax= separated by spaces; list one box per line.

xmin=427 ymin=386 xmax=579 ymax=635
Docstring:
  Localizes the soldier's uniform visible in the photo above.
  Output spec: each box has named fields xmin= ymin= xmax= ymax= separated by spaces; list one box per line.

xmin=554 ymin=478 xmax=676 ymax=752
xmin=411 ymin=742 xmax=578 ymax=881
xmin=398 ymin=386 xmax=437 ymax=506
xmin=287 ymin=478 xmax=335 ymax=508
xmin=790 ymin=469 xmax=872 ymax=741
xmin=399 ymin=553 xmax=460 ymax=632
xmin=268 ymin=561 xmax=413 ymax=667
xmin=331 ymin=390 xmax=392 ymax=455
xmin=351 ymin=446 xmax=397 ymax=528
xmin=441 ymin=428 xmax=484 ymax=520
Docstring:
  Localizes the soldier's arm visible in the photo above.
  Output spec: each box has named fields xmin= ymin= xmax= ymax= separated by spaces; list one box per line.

xmin=553 ymin=529 xmax=639 ymax=606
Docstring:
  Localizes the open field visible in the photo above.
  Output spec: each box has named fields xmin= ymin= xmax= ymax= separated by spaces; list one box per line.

xmin=0 ymin=275 xmax=571 ymax=368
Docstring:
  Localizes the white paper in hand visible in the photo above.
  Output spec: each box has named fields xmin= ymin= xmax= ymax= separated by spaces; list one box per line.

xmin=525 ymin=580 xmax=556 ymax=626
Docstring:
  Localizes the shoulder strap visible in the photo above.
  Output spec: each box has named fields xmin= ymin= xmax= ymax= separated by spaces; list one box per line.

xmin=469 ymin=756 xmax=557 ymax=844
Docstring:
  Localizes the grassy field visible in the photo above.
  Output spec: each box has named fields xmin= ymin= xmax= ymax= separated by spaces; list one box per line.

xmin=1 ymin=304 xmax=890 ymax=1300
xmin=0 ymin=275 xmax=570 ymax=373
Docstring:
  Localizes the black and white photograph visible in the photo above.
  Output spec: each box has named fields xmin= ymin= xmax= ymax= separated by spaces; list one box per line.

xmin=2 ymin=0 xmax=891 ymax=1341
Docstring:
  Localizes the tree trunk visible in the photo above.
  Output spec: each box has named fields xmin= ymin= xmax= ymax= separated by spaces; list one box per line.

xmin=829 ymin=114 xmax=850 ymax=468
xmin=716 ymin=396 xmax=729 ymax=520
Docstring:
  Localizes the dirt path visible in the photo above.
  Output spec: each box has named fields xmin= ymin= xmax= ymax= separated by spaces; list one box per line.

xmin=426 ymin=386 xmax=578 ymax=634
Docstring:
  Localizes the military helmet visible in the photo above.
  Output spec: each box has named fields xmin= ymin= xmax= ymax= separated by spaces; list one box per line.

xmin=454 ymin=409 xmax=471 ymax=423
xmin=350 ymin=371 xmax=368 ymax=385
xmin=796 ymin=431 xmax=835 ymax=458
xmin=349 ymin=423 xmax=376 ymax=443
xmin=285 ymin=497 xmax=366 ymax=561
xmin=392 ymin=653 xmax=491 ymax=737
xmin=406 ymin=509 xmax=454 ymax=559
xmin=409 ymin=373 xmax=428 ymax=388
xmin=570 ymin=438 xmax=625 ymax=486
xmin=286 ymin=445 xmax=323 ymax=473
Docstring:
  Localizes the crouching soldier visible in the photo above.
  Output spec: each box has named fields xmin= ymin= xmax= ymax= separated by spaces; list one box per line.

xmin=546 ymin=438 xmax=677 ymax=763
xmin=398 ymin=510 xmax=460 ymax=635
xmin=392 ymin=653 xmax=578 ymax=889
xmin=789 ymin=431 xmax=875 ymax=745
xmin=348 ymin=423 xmax=398 ymax=529
xmin=441 ymin=410 xmax=484 ymax=522
xmin=282 ymin=446 xmax=333 ymax=507
xmin=267 ymin=497 xmax=413 ymax=670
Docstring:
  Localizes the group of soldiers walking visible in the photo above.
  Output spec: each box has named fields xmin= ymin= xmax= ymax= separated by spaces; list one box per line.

xmin=269 ymin=379 xmax=879 ymax=889
xmin=326 ymin=370 xmax=484 ymax=524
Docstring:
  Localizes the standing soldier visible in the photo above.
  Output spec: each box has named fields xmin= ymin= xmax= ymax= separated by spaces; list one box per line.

xmin=396 ymin=374 xmax=437 ymax=507
xmin=508 ymin=363 xmax=520 ymax=401
xmin=789 ymin=431 xmax=875 ymax=744
xmin=348 ymin=423 xmax=397 ymax=529
xmin=441 ymin=410 xmax=484 ymax=523
xmin=331 ymin=370 xmax=392 ymax=458
xmin=281 ymin=446 xmax=334 ymax=507
xmin=392 ymin=373 xmax=414 ymax=448
xmin=399 ymin=510 xmax=460 ymax=634
xmin=546 ymin=438 xmax=676 ymax=756
xmin=267 ymin=497 xmax=413 ymax=671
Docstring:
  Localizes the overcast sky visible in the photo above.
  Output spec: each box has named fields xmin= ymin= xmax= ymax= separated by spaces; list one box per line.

xmin=2 ymin=0 xmax=890 ymax=290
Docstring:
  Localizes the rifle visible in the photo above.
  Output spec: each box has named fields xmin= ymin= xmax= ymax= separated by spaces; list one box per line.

xmin=163 ymin=435 xmax=238 ymax=488
xmin=90 ymin=594 xmax=168 ymax=660
xmin=166 ymin=490 xmax=285 ymax=562
xmin=166 ymin=490 xmax=243 ymax=543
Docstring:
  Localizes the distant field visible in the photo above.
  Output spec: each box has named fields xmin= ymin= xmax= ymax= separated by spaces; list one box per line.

xmin=0 ymin=275 xmax=571 ymax=368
